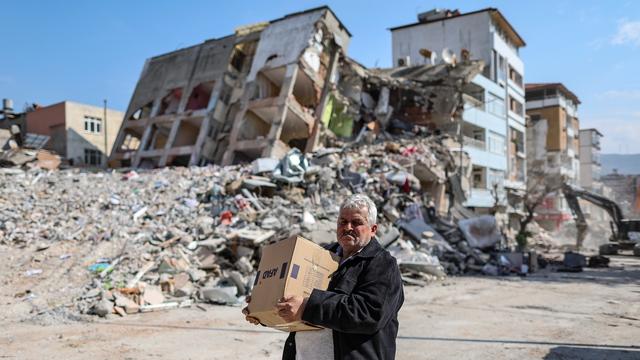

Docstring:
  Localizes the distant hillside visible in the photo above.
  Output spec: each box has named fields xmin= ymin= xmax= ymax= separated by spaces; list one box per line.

xmin=601 ymin=154 xmax=640 ymax=175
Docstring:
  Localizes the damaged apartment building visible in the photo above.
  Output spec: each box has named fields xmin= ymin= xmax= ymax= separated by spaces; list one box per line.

xmin=390 ymin=8 xmax=528 ymax=220
xmin=525 ymin=83 xmax=581 ymax=230
xmin=109 ymin=7 xmax=351 ymax=167
xmin=109 ymin=6 xmax=485 ymax=174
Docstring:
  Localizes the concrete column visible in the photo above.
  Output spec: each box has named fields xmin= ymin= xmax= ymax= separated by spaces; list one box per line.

xmin=221 ymin=83 xmax=256 ymax=165
xmin=132 ymin=122 xmax=154 ymax=168
xmin=305 ymin=48 xmax=340 ymax=153
xmin=158 ymin=118 xmax=183 ymax=167
xmin=189 ymin=80 xmax=225 ymax=166
xmin=262 ymin=63 xmax=299 ymax=158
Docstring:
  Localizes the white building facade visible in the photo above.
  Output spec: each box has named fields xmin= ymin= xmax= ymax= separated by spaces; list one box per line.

xmin=390 ymin=8 xmax=526 ymax=210
xmin=579 ymin=128 xmax=603 ymax=191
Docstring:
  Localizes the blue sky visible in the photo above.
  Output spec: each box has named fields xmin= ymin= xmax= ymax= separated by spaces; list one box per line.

xmin=2 ymin=0 xmax=639 ymax=154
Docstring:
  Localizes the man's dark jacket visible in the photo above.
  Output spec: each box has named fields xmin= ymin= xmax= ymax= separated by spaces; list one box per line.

xmin=283 ymin=238 xmax=404 ymax=360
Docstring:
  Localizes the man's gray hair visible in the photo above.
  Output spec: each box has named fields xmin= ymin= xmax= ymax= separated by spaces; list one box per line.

xmin=340 ymin=194 xmax=377 ymax=225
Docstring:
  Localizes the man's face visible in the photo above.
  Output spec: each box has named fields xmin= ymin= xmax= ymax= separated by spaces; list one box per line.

xmin=337 ymin=207 xmax=377 ymax=256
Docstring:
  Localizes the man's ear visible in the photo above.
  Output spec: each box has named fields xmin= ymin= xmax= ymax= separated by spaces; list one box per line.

xmin=370 ymin=223 xmax=378 ymax=235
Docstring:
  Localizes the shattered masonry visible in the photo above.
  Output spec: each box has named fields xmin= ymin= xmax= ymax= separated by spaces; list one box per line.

xmin=108 ymin=6 xmax=484 ymax=169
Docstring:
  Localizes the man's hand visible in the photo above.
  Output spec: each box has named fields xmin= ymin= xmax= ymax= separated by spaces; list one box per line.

xmin=242 ymin=295 xmax=261 ymax=325
xmin=276 ymin=295 xmax=308 ymax=323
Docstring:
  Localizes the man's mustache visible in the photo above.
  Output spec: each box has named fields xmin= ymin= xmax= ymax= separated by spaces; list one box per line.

xmin=341 ymin=230 xmax=358 ymax=238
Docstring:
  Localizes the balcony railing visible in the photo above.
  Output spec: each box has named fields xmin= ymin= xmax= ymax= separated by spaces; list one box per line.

xmin=463 ymin=135 xmax=486 ymax=150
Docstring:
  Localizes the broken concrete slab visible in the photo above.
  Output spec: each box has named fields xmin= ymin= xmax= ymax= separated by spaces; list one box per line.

xmin=458 ymin=215 xmax=501 ymax=249
xmin=201 ymin=286 xmax=239 ymax=305
xmin=142 ymin=285 xmax=165 ymax=305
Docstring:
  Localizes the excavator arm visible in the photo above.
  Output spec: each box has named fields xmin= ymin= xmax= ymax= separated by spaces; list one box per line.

xmin=561 ymin=184 xmax=589 ymax=249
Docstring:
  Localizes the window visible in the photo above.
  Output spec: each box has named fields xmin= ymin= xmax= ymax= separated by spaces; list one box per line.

xmin=509 ymin=96 xmax=524 ymax=117
xmin=84 ymin=116 xmax=102 ymax=134
xmin=487 ymin=131 xmax=506 ymax=154
xmin=527 ymin=88 xmax=557 ymax=101
xmin=508 ymin=66 xmax=523 ymax=89
xmin=510 ymin=127 xmax=524 ymax=153
xmin=472 ymin=166 xmax=486 ymax=189
xmin=497 ymin=55 xmax=507 ymax=83
xmin=491 ymin=50 xmax=498 ymax=81
xmin=84 ymin=148 xmax=102 ymax=166
xmin=486 ymin=92 xmax=505 ymax=117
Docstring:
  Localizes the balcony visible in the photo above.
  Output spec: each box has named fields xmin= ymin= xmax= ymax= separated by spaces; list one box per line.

xmin=247 ymin=95 xmax=314 ymax=141
xmin=463 ymin=135 xmax=486 ymax=150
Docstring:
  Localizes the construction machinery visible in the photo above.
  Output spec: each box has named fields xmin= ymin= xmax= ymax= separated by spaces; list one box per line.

xmin=562 ymin=183 xmax=640 ymax=256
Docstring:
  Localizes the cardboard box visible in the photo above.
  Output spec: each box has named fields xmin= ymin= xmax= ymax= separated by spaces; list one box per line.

xmin=248 ymin=235 xmax=339 ymax=332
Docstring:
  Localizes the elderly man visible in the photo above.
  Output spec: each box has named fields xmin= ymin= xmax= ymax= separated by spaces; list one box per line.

xmin=245 ymin=194 xmax=404 ymax=360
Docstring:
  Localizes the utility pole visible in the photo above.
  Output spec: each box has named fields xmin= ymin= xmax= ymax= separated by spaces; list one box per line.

xmin=103 ymin=99 xmax=108 ymax=167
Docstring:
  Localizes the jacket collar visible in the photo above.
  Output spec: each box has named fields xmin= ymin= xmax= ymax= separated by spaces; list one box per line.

xmin=357 ymin=238 xmax=383 ymax=259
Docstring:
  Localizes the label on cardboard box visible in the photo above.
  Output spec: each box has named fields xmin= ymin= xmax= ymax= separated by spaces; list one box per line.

xmin=248 ymin=235 xmax=339 ymax=332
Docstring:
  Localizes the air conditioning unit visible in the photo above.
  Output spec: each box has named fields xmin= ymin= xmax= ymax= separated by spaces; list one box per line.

xmin=397 ymin=56 xmax=411 ymax=67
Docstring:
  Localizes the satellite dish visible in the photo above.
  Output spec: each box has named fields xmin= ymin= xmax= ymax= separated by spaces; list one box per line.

xmin=419 ymin=48 xmax=437 ymax=65
xmin=441 ymin=48 xmax=457 ymax=65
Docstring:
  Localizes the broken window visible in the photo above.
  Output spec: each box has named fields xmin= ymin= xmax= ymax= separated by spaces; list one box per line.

xmin=158 ymin=88 xmax=183 ymax=115
xmin=185 ymin=81 xmax=215 ymax=111
xmin=230 ymin=41 xmax=258 ymax=73
xmin=129 ymin=101 xmax=154 ymax=121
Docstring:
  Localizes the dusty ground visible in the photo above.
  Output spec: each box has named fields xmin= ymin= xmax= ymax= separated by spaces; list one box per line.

xmin=1 ymin=254 xmax=638 ymax=360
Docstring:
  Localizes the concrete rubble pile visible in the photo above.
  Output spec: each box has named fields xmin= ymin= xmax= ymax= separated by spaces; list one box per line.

xmin=1 ymin=131 xmax=519 ymax=319
xmin=2 ymin=7 xmax=512 ymax=318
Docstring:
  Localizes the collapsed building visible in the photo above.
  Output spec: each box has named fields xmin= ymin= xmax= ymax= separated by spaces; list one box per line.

xmin=109 ymin=7 xmax=351 ymax=168
xmin=109 ymin=6 xmax=484 ymax=176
